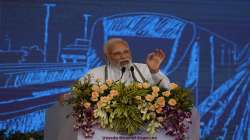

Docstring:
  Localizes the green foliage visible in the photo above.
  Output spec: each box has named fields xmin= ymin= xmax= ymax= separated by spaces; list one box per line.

xmin=67 ymin=78 xmax=194 ymax=138
xmin=146 ymin=120 xmax=162 ymax=136
xmin=94 ymin=108 xmax=109 ymax=128
xmin=109 ymin=104 xmax=143 ymax=135
xmin=68 ymin=80 xmax=92 ymax=103
xmin=126 ymin=83 xmax=151 ymax=97
xmin=170 ymin=87 xmax=193 ymax=111
xmin=106 ymin=82 xmax=144 ymax=135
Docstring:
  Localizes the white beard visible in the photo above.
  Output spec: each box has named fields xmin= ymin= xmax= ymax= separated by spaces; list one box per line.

xmin=107 ymin=61 xmax=133 ymax=84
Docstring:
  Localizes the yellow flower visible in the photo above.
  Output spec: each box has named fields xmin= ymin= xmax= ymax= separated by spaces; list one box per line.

xmin=91 ymin=97 xmax=98 ymax=102
xmin=156 ymin=107 xmax=163 ymax=113
xmin=92 ymin=85 xmax=100 ymax=92
xmin=95 ymin=78 xmax=101 ymax=82
xmin=156 ymin=97 xmax=165 ymax=107
xmin=100 ymin=96 xmax=110 ymax=103
xmin=152 ymin=86 xmax=160 ymax=93
xmin=168 ymin=98 xmax=177 ymax=106
xmin=97 ymin=101 xmax=107 ymax=108
xmin=99 ymin=84 xmax=108 ymax=93
xmin=145 ymin=95 xmax=155 ymax=102
xmin=162 ymin=91 xmax=171 ymax=97
xmin=83 ymin=102 xmax=91 ymax=109
xmin=148 ymin=104 xmax=155 ymax=111
xmin=91 ymin=91 xmax=99 ymax=98
xmin=107 ymin=95 xmax=113 ymax=100
xmin=154 ymin=103 xmax=162 ymax=109
xmin=110 ymin=90 xmax=119 ymax=97
xmin=142 ymin=82 xmax=150 ymax=89
xmin=106 ymin=79 xmax=113 ymax=86
xmin=152 ymin=91 xmax=159 ymax=97
xmin=137 ymin=83 xmax=143 ymax=89
xmin=134 ymin=96 xmax=142 ymax=100
xmin=169 ymin=83 xmax=178 ymax=90
xmin=140 ymin=107 xmax=148 ymax=114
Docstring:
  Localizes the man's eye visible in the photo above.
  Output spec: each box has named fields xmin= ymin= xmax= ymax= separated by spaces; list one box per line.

xmin=124 ymin=50 xmax=129 ymax=54
xmin=113 ymin=53 xmax=121 ymax=56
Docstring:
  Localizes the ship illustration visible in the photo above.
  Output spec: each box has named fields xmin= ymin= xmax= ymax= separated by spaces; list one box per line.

xmin=0 ymin=7 xmax=249 ymax=139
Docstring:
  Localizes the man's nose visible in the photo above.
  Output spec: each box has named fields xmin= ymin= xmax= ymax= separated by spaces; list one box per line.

xmin=120 ymin=53 xmax=127 ymax=59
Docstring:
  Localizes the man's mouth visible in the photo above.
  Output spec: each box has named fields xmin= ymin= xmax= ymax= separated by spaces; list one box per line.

xmin=120 ymin=60 xmax=130 ymax=66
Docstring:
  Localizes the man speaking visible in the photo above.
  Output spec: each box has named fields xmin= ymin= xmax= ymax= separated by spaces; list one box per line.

xmin=82 ymin=38 xmax=170 ymax=89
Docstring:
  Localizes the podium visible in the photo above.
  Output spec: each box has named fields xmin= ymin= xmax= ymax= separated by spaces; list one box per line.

xmin=44 ymin=103 xmax=200 ymax=140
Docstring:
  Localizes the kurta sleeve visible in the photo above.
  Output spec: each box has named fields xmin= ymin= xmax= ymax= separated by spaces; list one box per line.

xmin=151 ymin=71 xmax=170 ymax=89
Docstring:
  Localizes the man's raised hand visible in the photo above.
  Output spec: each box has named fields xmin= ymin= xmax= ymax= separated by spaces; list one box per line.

xmin=146 ymin=49 xmax=166 ymax=73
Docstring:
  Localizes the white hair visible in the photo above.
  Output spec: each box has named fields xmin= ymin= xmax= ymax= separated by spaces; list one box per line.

xmin=103 ymin=38 xmax=129 ymax=55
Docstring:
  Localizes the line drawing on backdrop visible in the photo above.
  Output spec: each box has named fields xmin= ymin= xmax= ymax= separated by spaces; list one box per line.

xmin=0 ymin=4 xmax=249 ymax=139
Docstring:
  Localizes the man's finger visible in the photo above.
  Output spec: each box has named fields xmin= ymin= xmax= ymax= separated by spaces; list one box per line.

xmin=147 ymin=52 xmax=155 ymax=60
xmin=154 ymin=49 xmax=164 ymax=58
xmin=159 ymin=49 xmax=166 ymax=59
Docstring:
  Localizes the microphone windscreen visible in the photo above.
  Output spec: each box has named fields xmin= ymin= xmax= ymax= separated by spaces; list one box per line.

xmin=121 ymin=67 xmax=126 ymax=73
xmin=130 ymin=66 xmax=134 ymax=72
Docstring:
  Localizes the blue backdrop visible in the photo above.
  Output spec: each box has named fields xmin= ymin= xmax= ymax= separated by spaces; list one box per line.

xmin=0 ymin=1 xmax=249 ymax=139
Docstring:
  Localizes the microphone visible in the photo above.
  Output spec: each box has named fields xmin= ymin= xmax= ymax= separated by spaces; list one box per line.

xmin=130 ymin=66 xmax=139 ymax=82
xmin=116 ymin=67 xmax=126 ymax=82
xmin=120 ymin=67 xmax=126 ymax=79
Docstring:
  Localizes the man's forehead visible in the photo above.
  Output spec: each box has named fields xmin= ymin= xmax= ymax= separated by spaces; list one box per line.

xmin=109 ymin=43 xmax=130 ymax=52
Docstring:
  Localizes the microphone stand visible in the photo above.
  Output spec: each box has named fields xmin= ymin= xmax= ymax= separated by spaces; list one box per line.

xmin=130 ymin=66 xmax=139 ymax=83
xmin=115 ymin=67 xmax=126 ymax=82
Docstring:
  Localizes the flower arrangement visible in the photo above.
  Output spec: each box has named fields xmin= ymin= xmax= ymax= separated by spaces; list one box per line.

xmin=66 ymin=75 xmax=193 ymax=140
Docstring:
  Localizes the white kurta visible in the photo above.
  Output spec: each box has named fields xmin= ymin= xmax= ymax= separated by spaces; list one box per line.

xmin=80 ymin=63 xmax=170 ymax=89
